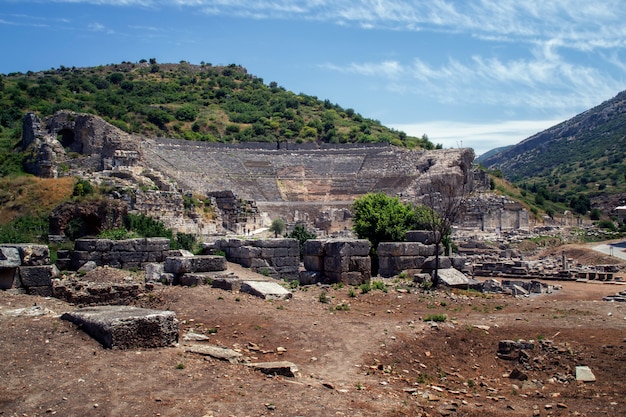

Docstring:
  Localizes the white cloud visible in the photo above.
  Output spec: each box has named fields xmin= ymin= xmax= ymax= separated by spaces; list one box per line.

xmin=390 ymin=118 xmax=568 ymax=156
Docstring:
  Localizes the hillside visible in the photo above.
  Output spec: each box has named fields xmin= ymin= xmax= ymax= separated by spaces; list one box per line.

xmin=480 ymin=91 xmax=626 ymax=205
xmin=0 ymin=60 xmax=435 ymax=176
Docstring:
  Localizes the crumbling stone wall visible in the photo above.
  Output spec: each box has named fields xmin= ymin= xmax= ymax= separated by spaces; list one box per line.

xmin=215 ymin=238 xmax=300 ymax=280
xmin=302 ymin=239 xmax=371 ymax=285
xmin=60 ymin=238 xmax=170 ymax=271
xmin=0 ymin=244 xmax=58 ymax=296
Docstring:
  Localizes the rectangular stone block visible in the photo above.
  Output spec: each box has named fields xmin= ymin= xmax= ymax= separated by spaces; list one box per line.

xmin=252 ymin=238 xmax=298 ymax=249
xmin=27 ymin=286 xmax=53 ymax=297
xmin=164 ymin=255 xmax=227 ymax=274
xmin=303 ymin=255 xmax=324 ymax=272
xmin=12 ymin=244 xmax=50 ymax=266
xmin=325 ymin=239 xmax=370 ymax=257
xmin=406 ymin=230 xmax=439 ymax=244
xmin=74 ymin=239 xmax=97 ymax=252
xmin=303 ymin=239 xmax=325 ymax=257
xmin=145 ymin=237 xmax=171 ymax=252
xmin=349 ymin=256 xmax=371 ymax=273
xmin=19 ymin=265 xmax=59 ymax=287
xmin=0 ymin=268 xmax=19 ymax=290
xmin=112 ymin=239 xmax=135 ymax=252
xmin=271 ymin=256 xmax=299 ymax=268
xmin=0 ymin=246 xmax=21 ymax=268
xmin=61 ymin=306 xmax=179 ymax=349
xmin=324 ymin=255 xmax=349 ymax=273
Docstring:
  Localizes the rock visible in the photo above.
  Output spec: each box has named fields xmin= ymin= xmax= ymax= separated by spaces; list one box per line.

xmin=61 ymin=306 xmax=179 ymax=349
xmin=185 ymin=344 xmax=243 ymax=363
xmin=436 ymin=268 xmax=469 ymax=287
xmin=183 ymin=332 xmax=210 ymax=342
xmin=240 ymin=281 xmax=293 ymax=300
xmin=508 ymin=368 xmax=528 ymax=381
xmin=482 ymin=278 xmax=503 ymax=293
xmin=78 ymin=261 xmax=98 ymax=273
xmin=575 ymin=366 xmax=596 ymax=382
xmin=144 ymin=263 xmax=164 ymax=283
xmin=247 ymin=361 xmax=299 ymax=377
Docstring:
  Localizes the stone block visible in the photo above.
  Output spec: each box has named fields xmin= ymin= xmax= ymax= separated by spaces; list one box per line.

xmin=164 ymin=255 xmax=227 ymax=274
xmin=27 ymin=286 xmax=53 ymax=297
xmin=0 ymin=246 xmax=21 ymax=268
xmin=94 ymin=239 xmax=113 ymax=252
xmin=3 ymin=244 xmax=50 ymax=266
xmin=299 ymin=270 xmax=321 ymax=285
xmin=144 ymin=263 xmax=164 ymax=283
xmin=234 ymin=246 xmax=262 ymax=259
xmin=342 ymin=271 xmax=367 ymax=286
xmin=19 ymin=265 xmax=59 ymax=287
xmin=178 ymin=273 xmax=207 ymax=287
xmin=240 ymin=281 xmax=292 ymax=300
xmin=252 ymin=238 xmax=298 ymax=249
xmin=324 ymin=255 xmax=349 ymax=273
xmin=575 ymin=366 xmax=596 ymax=382
xmin=377 ymin=242 xmax=423 ymax=257
xmin=303 ymin=255 xmax=324 ymax=272
xmin=421 ymin=256 xmax=452 ymax=270
xmin=349 ymin=256 xmax=371 ymax=272
xmin=211 ymin=276 xmax=241 ymax=291
xmin=74 ymin=238 xmax=97 ymax=251
xmin=144 ymin=237 xmax=171 ymax=252
xmin=406 ymin=230 xmax=440 ymax=244
xmin=112 ymin=239 xmax=135 ymax=252
xmin=0 ymin=268 xmax=19 ymax=290
xmin=271 ymin=256 xmax=299 ymax=268
xmin=325 ymin=239 xmax=370 ymax=257
xmin=436 ymin=268 xmax=469 ymax=287
xmin=61 ymin=306 xmax=179 ymax=349
xmin=261 ymin=247 xmax=288 ymax=258
xmin=303 ymin=239 xmax=325 ymax=257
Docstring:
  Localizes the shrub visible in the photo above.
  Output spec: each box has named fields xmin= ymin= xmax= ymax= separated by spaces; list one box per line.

xmin=424 ymin=314 xmax=447 ymax=322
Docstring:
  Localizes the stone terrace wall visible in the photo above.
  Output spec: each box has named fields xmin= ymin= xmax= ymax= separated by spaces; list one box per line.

xmin=0 ymin=244 xmax=58 ymax=296
xmin=215 ymin=238 xmax=299 ymax=280
xmin=302 ymin=239 xmax=371 ymax=285
xmin=62 ymin=238 xmax=171 ymax=271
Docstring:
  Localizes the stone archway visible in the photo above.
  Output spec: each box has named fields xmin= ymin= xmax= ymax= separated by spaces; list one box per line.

xmin=56 ymin=128 xmax=82 ymax=153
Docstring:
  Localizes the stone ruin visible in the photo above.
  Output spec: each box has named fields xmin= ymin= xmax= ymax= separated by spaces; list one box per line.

xmin=0 ymin=244 xmax=58 ymax=296
xmin=301 ymin=238 xmax=372 ymax=285
xmin=212 ymin=238 xmax=300 ymax=281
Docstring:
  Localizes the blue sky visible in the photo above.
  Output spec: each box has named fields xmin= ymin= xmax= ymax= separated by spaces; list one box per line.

xmin=1 ymin=1 xmax=625 ymax=155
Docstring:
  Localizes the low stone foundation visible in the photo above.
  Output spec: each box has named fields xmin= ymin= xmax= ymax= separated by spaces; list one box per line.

xmin=61 ymin=237 xmax=171 ymax=270
xmin=215 ymin=238 xmax=299 ymax=280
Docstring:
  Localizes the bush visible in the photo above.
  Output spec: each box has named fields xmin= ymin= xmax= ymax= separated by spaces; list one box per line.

xmin=424 ymin=314 xmax=447 ymax=322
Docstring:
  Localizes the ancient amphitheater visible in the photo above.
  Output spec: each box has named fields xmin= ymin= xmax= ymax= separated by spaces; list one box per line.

xmin=24 ymin=111 xmax=520 ymax=236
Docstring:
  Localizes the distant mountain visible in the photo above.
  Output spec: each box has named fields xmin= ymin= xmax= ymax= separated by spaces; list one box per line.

xmin=480 ymin=90 xmax=626 ymax=197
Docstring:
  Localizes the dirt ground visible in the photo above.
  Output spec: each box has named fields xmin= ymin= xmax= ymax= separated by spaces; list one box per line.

xmin=0 ymin=245 xmax=625 ymax=417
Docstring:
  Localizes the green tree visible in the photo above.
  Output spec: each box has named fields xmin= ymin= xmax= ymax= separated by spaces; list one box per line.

xmin=352 ymin=193 xmax=432 ymax=273
xmin=269 ymin=218 xmax=285 ymax=237
xmin=287 ymin=223 xmax=316 ymax=259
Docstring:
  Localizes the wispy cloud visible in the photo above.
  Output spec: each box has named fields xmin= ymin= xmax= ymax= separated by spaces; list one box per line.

xmin=391 ymin=118 xmax=568 ymax=155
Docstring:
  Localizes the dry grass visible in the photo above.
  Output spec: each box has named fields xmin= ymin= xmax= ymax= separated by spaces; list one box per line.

xmin=0 ymin=176 xmax=75 ymax=224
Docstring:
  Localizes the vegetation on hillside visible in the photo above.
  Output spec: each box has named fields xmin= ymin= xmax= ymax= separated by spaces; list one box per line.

xmin=0 ymin=59 xmax=435 ymax=177
xmin=480 ymin=91 xmax=626 ymax=207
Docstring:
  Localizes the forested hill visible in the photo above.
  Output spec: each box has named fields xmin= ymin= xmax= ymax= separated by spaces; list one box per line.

xmin=480 ymin=90 xmax=626 ymax=198
xmin=0 ymin=60 xmax=436 ymax=175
